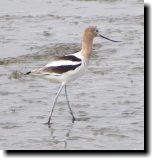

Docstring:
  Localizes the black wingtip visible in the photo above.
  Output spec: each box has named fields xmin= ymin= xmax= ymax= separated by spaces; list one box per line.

xmin=25 ymin=71 xmax=31 ymax=75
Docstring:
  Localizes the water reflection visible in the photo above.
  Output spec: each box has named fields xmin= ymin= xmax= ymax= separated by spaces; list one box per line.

xmin=48 ymin=122 xmax=74 ymax=149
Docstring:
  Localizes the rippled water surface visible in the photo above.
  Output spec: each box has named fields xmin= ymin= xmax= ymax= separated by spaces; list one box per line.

xmin=0 ymin=0 xmax=144 ymax=150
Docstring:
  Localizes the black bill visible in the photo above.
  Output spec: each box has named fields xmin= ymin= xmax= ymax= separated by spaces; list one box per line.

xmin=99 ymin=34 xmax=122 ymax=42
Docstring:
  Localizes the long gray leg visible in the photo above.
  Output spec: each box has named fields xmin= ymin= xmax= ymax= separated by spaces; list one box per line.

xmin=65 ymin=85 xmax=75 ymax=123
xmin=47 ymin=84 xmax=64 ymax=125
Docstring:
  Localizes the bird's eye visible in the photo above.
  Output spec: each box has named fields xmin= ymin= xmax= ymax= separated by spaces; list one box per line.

xmin=96 ymin=28 xmax=99 ymax=33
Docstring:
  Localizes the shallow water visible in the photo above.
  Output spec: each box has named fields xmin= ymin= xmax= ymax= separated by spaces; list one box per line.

xmin=0 ymin=0 xmax=144 ymax=150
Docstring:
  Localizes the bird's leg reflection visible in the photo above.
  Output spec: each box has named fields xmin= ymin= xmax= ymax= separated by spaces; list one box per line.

xmin=48 ymin=122 xmax=74 ymax=149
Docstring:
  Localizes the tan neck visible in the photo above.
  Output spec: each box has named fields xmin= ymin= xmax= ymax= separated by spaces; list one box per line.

xmin=81 ymin=33 xmax=94 ymax=63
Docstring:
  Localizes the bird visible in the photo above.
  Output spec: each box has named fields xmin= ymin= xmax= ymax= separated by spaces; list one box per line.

xmin=26 ymin=26 xmax=121 ymax=125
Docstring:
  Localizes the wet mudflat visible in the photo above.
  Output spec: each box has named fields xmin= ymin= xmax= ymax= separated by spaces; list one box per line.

xmin=0 ymin=0 xmax=144 ymax=150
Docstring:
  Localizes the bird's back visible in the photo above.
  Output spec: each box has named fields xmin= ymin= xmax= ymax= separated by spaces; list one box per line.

xmin=28 ymin=51 xmax=86 ymax=84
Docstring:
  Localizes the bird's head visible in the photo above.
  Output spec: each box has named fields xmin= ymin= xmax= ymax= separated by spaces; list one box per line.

xmin=84 ymin=26 xmax=121 ymax=42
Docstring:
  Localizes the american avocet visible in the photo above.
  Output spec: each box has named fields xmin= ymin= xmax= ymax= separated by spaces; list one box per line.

xmin=26 ymin=26 xmax=121 ymax=125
